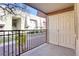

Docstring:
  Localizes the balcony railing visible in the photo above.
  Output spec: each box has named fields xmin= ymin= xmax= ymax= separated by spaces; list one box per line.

xmin=0 ymin=29 xmax=46 ymax=56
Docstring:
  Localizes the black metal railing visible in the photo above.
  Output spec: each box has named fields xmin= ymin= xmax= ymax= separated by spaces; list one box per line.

xmin=0 ymin=29 xmax=46 ymax=56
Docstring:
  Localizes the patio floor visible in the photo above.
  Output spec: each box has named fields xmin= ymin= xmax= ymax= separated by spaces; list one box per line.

xmin=21 ymin=43 xmax=76 ymax=56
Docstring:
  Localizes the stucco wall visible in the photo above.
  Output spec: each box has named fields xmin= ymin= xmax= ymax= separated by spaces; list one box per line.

xmin=26 ymin=14 xmax=46 ymax=30
xmin=75 ymin=3 xmax=79 ymax=56
xmin=0 ymin=9 xmax=46 ymax=30
xmin=2 ymin=14 xmax=12 ymax=30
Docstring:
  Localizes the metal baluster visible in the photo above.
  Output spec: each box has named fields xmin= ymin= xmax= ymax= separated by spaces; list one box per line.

xmin=22 ymin=31 xmax=23 ymax=53
xmin=28 ymin=30 xmax=31 ymax=50
xmin=15 ymin=31 xmax=17 ymax=56
xmin=24 ymin=31 xmax=26 ymax=52
xmin=8 ymin=31 xmax=9 ymax=56
xmin=28 ymin=30 xmax=30 ymax=51
xmin=3 ymin=31 xmax=5 ymax=56
xmin=28 ymin=30 xmax=30 ymax=50
xmin=27 ymin=31 xmax=28 ymax=51
xmin=18 ymin=30 xmax=20 ymax=56
xmin=12 ymin=31 xmax=14 ymax=56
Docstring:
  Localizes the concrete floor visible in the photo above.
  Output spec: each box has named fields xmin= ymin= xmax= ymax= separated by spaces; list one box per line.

xmin=21 ymin=43 xmax=76 ymax=56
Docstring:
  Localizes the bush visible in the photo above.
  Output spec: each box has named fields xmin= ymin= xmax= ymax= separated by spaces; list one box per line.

xmin=15 ymin=33 xmax=26 ymax=48
xmin=35 ymin=30 xmax=39 ymax=33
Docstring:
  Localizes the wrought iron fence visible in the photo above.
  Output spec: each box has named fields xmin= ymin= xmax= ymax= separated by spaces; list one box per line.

xmin=0 ymin=29 xmax=46 ymax=56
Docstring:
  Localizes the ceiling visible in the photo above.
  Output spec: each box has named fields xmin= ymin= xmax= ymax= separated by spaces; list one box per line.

xmin=27 ymin=3 xmax=74 ymax=14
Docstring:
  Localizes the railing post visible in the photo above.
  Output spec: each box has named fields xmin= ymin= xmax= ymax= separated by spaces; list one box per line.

xmin=15 ymin=31 xmax=17 ymax=56
xmin=12 ymin=31 xmax=14 ymax=56
xmin=8 ymin=31 xmax=9 ymax=56
xmin=22 ymin=31 xmax=23 ymax=53
xmin=18 ymin=30 xmax=20 ymax=56
xmin=3 ymin=31 xmax=5 ymax=56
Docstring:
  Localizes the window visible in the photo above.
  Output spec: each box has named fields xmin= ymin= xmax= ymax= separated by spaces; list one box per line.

xmin=30 ymin=19 xmax=38 ymax=29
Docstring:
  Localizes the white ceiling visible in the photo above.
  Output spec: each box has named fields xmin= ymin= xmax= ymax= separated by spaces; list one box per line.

xmin=27 ymin=3 xmax=74 ymax=14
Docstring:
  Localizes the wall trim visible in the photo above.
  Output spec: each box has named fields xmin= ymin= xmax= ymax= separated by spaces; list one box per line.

xmin=47 ymin=6 xmax=74 ymax=16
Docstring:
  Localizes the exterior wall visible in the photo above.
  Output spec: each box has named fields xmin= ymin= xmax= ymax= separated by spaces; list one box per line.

xmin=0 ymin=9 xmax=46 ymax=30
xmin=75 ymin=3 xmax=79 ymax=56
xmin=21 ymin=16 xmax=26 ymax=30
xmin=12 ymin=10 xmax=26 ymax=30
xmin=0 ymin=9 xmax=23 ymax=30
xmin=0 ymin=9 xmax=27 ymax=30
xmin=26 ymin=14 xmax=46 ymax=30
xmin=0 ymin=8 xmax=12 ymax=30
xmin=2 ymin=14 xmax=12 ymax=30
xmin=26 ymin=14 xmax=39 ymax=30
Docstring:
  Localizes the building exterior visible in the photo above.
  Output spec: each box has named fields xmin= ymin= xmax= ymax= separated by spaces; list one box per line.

xmin=0 ymin=8 xmax=46 ymax=30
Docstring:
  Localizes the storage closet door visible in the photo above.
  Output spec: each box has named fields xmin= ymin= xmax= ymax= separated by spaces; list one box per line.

xmin=58 ymin=11 xmax=76 ymax=49
xmin=48 ymin=15 xmax=59 ymax=45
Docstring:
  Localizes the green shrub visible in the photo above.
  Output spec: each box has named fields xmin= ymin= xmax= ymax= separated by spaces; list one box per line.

xmin=0 ymin=40 xmax=2 ymax=44
xmin=30 ymin=31 xmax=35 ymax=34
xmin=15 ymin=33 xmax=26 ymax=49
xmin=35 ymin=30 xmax=39 ymax=33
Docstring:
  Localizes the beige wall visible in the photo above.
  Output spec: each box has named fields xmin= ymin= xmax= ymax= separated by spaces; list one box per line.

xmin=26 ymin=14 xmax=46 ymax=30
xmin=2 ymin=14 xmax=12 ymax=30
xmin=0 ymin=9 xmax=26 ymax=30
xmin=48 ymin=10 xmax=76 ymax=49
xmin=75 ymin=3 xmax=79 ymax=56
xmin=0 ymin=9 xmax=46 ymax=30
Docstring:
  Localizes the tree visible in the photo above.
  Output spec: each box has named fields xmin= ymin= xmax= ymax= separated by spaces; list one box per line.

xmin=0 ymin=3 xmax=28 ymax=19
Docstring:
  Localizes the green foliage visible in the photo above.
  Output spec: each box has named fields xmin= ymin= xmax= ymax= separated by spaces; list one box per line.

xmin=35 ymin=30 xmax=39 ymax=33
xmin=15 ymin=33 xmax=26 ymax=47
xmin=28 ymin=30 xmax=41 ymax=34
xmin=30 ymin=31 xmax=35 ymax=34
xmin=0 ymin=37 xmax=13 ymax=44
xmin=0 ymin=40 xmax=2 ymax=44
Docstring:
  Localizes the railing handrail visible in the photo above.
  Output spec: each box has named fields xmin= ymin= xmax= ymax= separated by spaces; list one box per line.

xmin=0 ymin=29 xmax=47 ymax=32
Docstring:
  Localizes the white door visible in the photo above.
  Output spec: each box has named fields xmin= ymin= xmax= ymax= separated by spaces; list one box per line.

xmin=48 ymin=11 xmax=76 ymax=49
xmin=58 ymin=12 xmax=76 ymax=49
xmin=49 ymin=15 xmax=59 ymax=45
